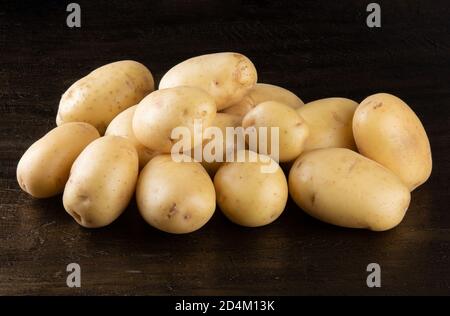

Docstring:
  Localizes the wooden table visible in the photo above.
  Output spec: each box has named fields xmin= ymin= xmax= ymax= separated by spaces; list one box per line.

xmin=1 ymin=1 xmax=449 ymax=295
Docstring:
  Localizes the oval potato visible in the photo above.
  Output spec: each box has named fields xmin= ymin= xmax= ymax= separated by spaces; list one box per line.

xmin=353 ymin=93 xmax=432 ymax=190
xmin=214 ymin=150 xmax=288 ymax=227
xmin=57 ymin=60 xmax=154 ymax=134
xmin=16 ymin=122 xmax=100 ymax=198
xmin=297 ymin=97 xmax=358 ymax=151
xmin=136 ymin=154 xmax=216 ymax=234
xmin=289 ymin=148 xmax=411 ymax=231
xmin=242 ymin=101 xmax=309 ymax=162
xmin=159 ymin=52 xmax=257 ymax=111
xmin=63 ymin=136 xmax=139 ymax=228
xmin=223 ymin=83 xmax=304 ymax=117
xmin=133 ymin=86 xmax=216 ymax=153
xmin=105 ymin=105 xmax=158 ymax=169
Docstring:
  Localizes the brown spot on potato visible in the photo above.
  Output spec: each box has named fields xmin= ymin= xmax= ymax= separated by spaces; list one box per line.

xmin=167 ymin=203 xmax=178 ymax=219
xmin=331 ymin=111 xmax=346 ymax=125
xmin=71 ymin=210 xmax=82 ymax=223
xmin=77 ymin=194 xmax=89 ymax=201
xmin=182 ymin=109 xmax=189 ymax=116
xmin=310 ymin=192 xmax=316 ymax=205
xmin=373 ymin=102 xmax=383 ymax=109
xmin=295 ymin=160 xmax=302 ymax=169
xmin=184 ymin=213 xmax=191 ymax=220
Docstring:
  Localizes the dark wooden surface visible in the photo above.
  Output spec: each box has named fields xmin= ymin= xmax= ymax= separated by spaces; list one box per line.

xmin=1 ymin=0 xmax=449 ymax=295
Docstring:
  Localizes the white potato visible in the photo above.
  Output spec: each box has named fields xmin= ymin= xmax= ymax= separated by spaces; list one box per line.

xmin=214 ymin=150 xmax=288 ymax=227
xmin=136 ymin=155 xmax=216 ymax=234
xmin=57 ymin=60 xmax=154 ymax=134
xmin=289 ymin=148 xmax=411 ymax=231
xmin=63 ymin=136 xmax=139 ymax=228
xmin=133 ymin=86 xmax=216 ymax=153
xmin=17 ymin=122 xmax=100 ymax=198
xmin=159 ymin=52 xmax=257 ymax=110
xmin=297 ymin=97 xmax=358 ymax=151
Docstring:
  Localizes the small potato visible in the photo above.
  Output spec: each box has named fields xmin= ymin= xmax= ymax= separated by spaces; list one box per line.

xmin=289 ymin=148 xmax=411 ymax=231
xmin=242 ymin=101 xmax=309 ymax=162
xmin=159 ymin=52 xmax=257 ymax=110
xmin=57 ymin=60 xmax=154 ymax=134
xmin=214 ymin=150 xmax=288 ymax=227
xmin=133 ymin=86 xmax=216 ymax=153
xmin=16 ymin=122 xmax=99 ymax=198
xmin=63 ymin=136 xmax=139 ymax=228
xmin=136 ymin=155 xmax=216 ymax=234
xmin=297 ymin=97 xmax=358 ymax=151
xmin=353 ymin=93 xmax=432 ymax=190
xmin=105 ymin=105 xmax=158 ymax=169
xmin=223 ymin=83 xmax=304 ymax=117
xmin=196 ymin=113 xmax=242 ymax=175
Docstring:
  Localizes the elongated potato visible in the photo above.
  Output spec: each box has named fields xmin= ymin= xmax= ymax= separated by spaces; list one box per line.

xmin=63 ymin=136 xmax=139 ymax=228
xmin=57 ymin=60 xmax=154 ymax=134
xmin=105 ymin=105 xmax=158 ymax=169
xmin=136 ymin=155 xmax=216 ymax=234
xmin=223 ymin=83 xmax=304 ymax=117
xmin=297 ymin=97 xmax=358 ymax=151
xmin=16 ymin=123 xmax=100 ymax=198
xmin=214 ymin=150 xmax=288 ymax=227
xmin=289 ymin=148 xmax=411 ymax=231
xmin=159 ymin=52 xmax=257 ymax=110
xmin=133 ymin=86 xmax=216 ymax=153
xmin=242 ymin=101 xmax=309 ymax=162
xmin=353 ymin=93 xmax=432 ymax=190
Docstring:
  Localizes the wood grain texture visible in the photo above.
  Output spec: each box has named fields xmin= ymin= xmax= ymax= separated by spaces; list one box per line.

xmin=0 ymin=0 xmax=449 ymax=295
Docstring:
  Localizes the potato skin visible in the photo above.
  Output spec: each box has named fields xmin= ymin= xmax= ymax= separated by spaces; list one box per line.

xmin=132 ymin=86 xmax=216 ymax=153
xmin=214 ymin=150 xmax=288 ymax=227
xmin=297 ymin=97 xmax=358 ymax=151
xmin=136 ymin=155 xmax=216 ymax=234
xmin=63 ymin=136 xmax=139 ymax=228
xmin=197 ymin=113 xmax=242 ymax=175
xmin=353 ymin=93 xmax=432 ymax=190
xmin=16 ymin=122 xmax=100 ymax=198
xmin=57 ymin=60 xmax=154 ymax=134
xmin=223 ymin=83 xmax=304 ymax=117
xmin=289 ymin=148 xmax=411 ymax=231
xmin=159 ymin=52 xmax=257 ymax=110
xmin=105 ymin=105 xmax=158 ymax=169
xmin=242 ymin=101 xmax=309 ymax=162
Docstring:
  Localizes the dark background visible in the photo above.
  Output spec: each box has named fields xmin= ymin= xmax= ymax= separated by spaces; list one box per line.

xmin=1 ymin=0 xmax=449 ymax=295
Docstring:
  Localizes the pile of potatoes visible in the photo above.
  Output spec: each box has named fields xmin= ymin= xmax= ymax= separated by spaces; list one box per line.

xmin=17 ymin=52 xmax=432 ymax=233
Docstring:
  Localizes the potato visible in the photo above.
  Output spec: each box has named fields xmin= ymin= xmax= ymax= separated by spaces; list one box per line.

xmin=353 ymin=93 xmax=432 ymax=190
xmin=133 ymin=86 xmax=216 ymax=153
xmin=297 ymin=97 xmax=358 ymax=151
xmin=223 ymin=83 xmax=304 ymax=117
xmin=105 ymin=105 xmax=158 ymax=169
xmin=195 ymin=113 xmax=242 ymax=175
xmin=289 ymin=148 xmax=411 ymax=231
xmin=159 ymin=52 xmax=257 ymax=110
xmin=214 ymin=150 xmax=288 ymax=227
xmin=136 ymin=155 xmax=216 ymax=234
xmin=242 ymin=101 xmax=309 ymax=162
xmin=63 ymin=136 xmax=139 ymax=228
xmin=16 ymin=123 xmax=100 ymax=198
xmin=57 ymin=60 xmax=154 ymax=134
